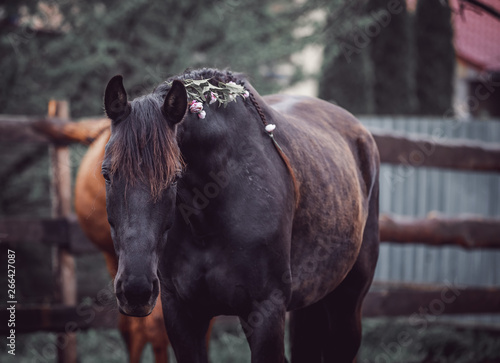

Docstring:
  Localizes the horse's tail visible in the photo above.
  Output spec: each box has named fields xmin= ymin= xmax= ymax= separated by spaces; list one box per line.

xmin=356 ymin=130 xmax=380 ymax=208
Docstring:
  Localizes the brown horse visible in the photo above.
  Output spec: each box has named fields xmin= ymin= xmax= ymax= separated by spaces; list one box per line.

xmin=75 ymin=129 xmax=170 ymax=363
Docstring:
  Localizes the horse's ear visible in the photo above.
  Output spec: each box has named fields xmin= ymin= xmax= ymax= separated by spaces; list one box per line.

xmin=163 ymin=80 xmax=187 ymax=126
xmin=104 ymin=75 xmax=130 ymax=122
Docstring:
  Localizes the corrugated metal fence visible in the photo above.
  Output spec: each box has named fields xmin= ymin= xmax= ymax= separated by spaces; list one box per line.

xmin=359 ymin=117 xmax=500 ymax=291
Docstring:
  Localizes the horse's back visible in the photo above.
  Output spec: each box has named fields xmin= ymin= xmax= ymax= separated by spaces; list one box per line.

xmin=265 ymin=94 xmax=379 ymax=309
xmin=266 ymin=93 xmax=378 ymax=204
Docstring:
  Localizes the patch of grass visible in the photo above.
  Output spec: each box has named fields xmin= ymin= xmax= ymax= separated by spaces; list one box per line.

xmin=1 ymin=332 xmax=57 ymax=363
xmin=209 ymin=328 xmax=250 ymax=363
xmin=359 ymin=318 xmax=500 ymax=363
xmin=77 ymin=329 xmax=128 ymax=363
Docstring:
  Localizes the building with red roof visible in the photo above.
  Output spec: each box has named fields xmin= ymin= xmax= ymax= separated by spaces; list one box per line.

xmin=409 ymin=0 xmax=500 ymax=117
xmin=451 ymin=0 xmax=500 ymax=72
xmin=451 ymin=0 xmax=500 ymax=118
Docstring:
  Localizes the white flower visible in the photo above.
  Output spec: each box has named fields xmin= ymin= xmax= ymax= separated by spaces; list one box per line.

xmin=198 ymin=110 xmax=206 ymax=119
xmin=228 ymin=94 xmax=236 ymax=102
xmin=227 ymin=81 xmax=237 ymax=86
xmin=242 ymin=90 xmax=249 ymax=99
xmin=265 ymin=124 xmax=276 ymax=133
xmin=208 ymin=92 xmax=217 ymax=104
xmin=189 ymin=100 xmax=203 ymax=113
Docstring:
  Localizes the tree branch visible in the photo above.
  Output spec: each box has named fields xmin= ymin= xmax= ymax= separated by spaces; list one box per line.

xmin=379 ymin=213 xmax=500 ymax=249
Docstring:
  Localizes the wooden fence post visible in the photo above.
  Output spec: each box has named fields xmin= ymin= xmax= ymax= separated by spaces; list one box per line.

xmin=48 ymin=100 xmax=77 ymax=363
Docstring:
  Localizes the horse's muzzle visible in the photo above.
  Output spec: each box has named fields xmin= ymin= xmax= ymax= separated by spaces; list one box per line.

xmin=115 ymin=274 xmax=159 ymax=317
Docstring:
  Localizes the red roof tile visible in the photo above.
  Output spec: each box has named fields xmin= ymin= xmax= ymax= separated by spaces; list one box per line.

xmin=451 ymin=0 xmax=500 ymax=71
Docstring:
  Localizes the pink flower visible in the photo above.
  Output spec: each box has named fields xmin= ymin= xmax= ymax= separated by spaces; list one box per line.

xmin=242 ymin=90 xmax=249 ymax=99
xmin=198 ymin=110 xmax=206 ymax=119
xmin=189 ymin=100 xmax=203 ymax=114
xmin=208 ymin=92 xmax=217 ymax=104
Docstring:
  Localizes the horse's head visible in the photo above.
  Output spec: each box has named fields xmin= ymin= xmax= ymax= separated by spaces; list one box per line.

xmin=102 ymin=75 xmax=187 ymax=316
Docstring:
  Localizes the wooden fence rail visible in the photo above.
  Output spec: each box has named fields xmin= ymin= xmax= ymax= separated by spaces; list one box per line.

xmin=379 ymin=214 xmax=500 ymax=249
xmin=364 ymin=282 xmax=500 ymax=317
xmin=0 ymin=115 xmax=109 ymax=145
xmin=371 ymin=128 xmax=500 ymax=172
xmin=0 ymin=304 xmax=119 ymax=334
xmin=0 ymin=216 xmax=99 ymax=254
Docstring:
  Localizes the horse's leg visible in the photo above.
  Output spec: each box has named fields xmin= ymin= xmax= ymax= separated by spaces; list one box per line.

xmin=319 ymin=278 xmax=367 ymax=363
xmin=147 ymin=298 xmax=169 ymax=363
xmin=128 ymin=334 xmax=147 ymax=363
xmin=289 ymin=300 xmax=328 ymax=363
xmin=152 ymin=343 xmax=168 ymax=363
xmin=121 ymin=301 xmax=169 ymax=363
xmin=118 ymin=314 xmax=132 ymax=354
xmin=150 ymin=325 xmax=169 ymax=363
xmin=320 ymin=185 xmax=379 ymax=363
xmin=118 ymin=314 xmax=148 ymax=363
xmin=239 ymin=303 xmax=287 ymax=363
xmin=161 ymin=296 xmax=210 ymax=363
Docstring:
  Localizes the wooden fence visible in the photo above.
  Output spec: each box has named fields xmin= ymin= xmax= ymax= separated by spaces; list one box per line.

xmin=1 ymin=105 xmax=500 ymax=362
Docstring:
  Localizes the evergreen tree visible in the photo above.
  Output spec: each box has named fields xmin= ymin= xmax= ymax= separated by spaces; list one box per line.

xmin=367 ymin=0 xmax=413 ymax=114
xmin=0 ymin=0 xmax=314 ymax=118
xmin=318 ymin=0 xmax=374 ymax=114
xmin=319 ymin=39 xmax=373 ymax=114
xmin=415 ymin=0 xmax=455 ymax=115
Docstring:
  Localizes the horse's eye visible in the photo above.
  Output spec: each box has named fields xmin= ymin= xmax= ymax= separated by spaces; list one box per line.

xmin=171 ymin=173 xmax=181 ymax=187
xmin=102 ymin=172 xmax=111 ymax=184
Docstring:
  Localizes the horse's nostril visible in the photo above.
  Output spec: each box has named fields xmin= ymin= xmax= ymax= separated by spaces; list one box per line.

xmin=122 ymin=275 xmax=154 ymax=304
xmin=114 ymin=278 xmax=124 ymax=296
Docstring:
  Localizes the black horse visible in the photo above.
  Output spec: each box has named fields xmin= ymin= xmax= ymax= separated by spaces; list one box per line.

xmin=101 ymin=68 xmax=379 ymax=363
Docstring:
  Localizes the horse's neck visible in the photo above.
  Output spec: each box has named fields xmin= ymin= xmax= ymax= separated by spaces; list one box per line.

xmin=174 ymin=95 xmax=294 ymax=236
xmin=178 ymin=99 xmax=269 ymax=178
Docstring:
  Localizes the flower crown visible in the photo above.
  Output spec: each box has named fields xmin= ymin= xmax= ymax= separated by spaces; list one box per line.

xmin=166 ymin=78 xmax=249 ymax=119
xmin=165 ymin=78 xmax=276 ymax=134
